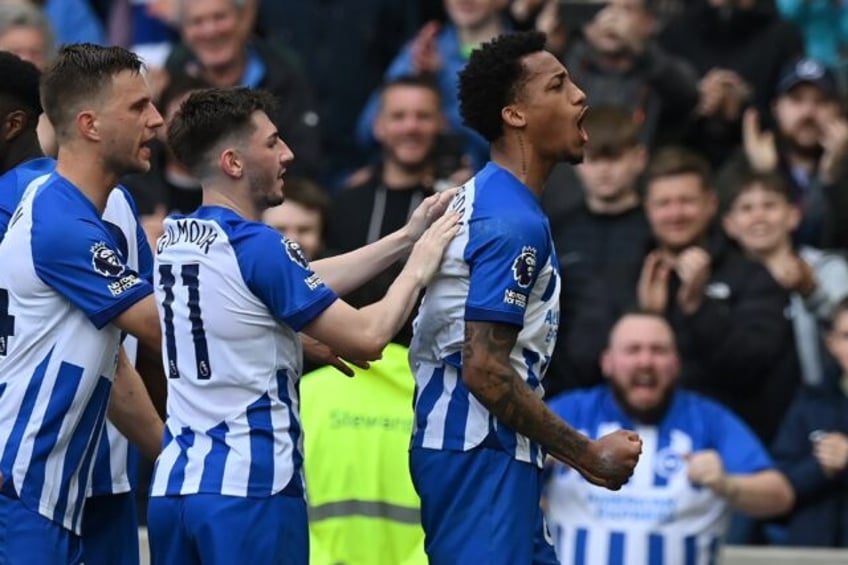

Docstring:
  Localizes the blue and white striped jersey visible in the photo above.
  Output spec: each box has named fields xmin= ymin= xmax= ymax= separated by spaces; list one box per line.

xmin=0 ymin=157 xmax=54 ymax=237
xmin=545 ymin=387 xmax=773 ymax=565
xmin=409 ymin=162 xmax=560 ymax=468
xmin=0 ymin=172 xmax=153 ymax=533
xmin=0 ymin=158 xmax=155 ymax=497
xmin=89 ymin=186 xmax=154 ymax=496
xmin=150 ymin=206 xmax=337 ymax=498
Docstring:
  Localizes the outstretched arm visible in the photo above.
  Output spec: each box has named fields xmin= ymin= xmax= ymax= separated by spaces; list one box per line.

xmin=311 ymin=190 xmax=455 ymax=296
xmin=462 ymin=320 xmax=641 ymax=489
xmin=303 ymin=211 xmax=460 ymax=361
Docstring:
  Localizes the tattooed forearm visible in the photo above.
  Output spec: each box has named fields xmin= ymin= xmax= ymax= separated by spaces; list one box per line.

xmin=462 ymin=321 xmax=590 ymax=467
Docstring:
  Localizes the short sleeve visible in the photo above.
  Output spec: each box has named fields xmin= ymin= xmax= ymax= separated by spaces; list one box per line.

xmin=464 ymin=215 xmax=549 ymax=327
xmin=31 ymin=208 xmax=153 ymax=329
xmin=230 ymin=224 xmax=337 ymax=332
xmin=0 ymin=170 xmax=21 ymax=242
xmin=0 ymin=205 xmax=11 ymax=242
xmin=710 ymin=401 xmax=774 ymax=474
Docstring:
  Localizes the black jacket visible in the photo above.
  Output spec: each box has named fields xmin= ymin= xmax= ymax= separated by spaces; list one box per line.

xmin=566 ymin=231 xmax=799 ymax=442
xmin=658 ymin=0 xmax=804 ymax=166
xmin=561 ymin=34 xmax=699 ymax=148
xmin=542 ymin=199 xmax=651 ymax=397
xmin=166 ymin=39 xmax=322 ymax=178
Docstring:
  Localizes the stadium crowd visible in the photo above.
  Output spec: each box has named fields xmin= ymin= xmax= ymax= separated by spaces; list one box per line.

xmin=1 ymin=0 xmax=848 ymax=563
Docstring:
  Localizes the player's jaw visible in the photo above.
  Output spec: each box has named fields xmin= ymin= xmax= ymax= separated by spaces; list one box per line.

xmin=249 ymin=166 xmax=286 ymax=211
xmin=105 ymin=137 xmax=153 ymax=177
xmin=137 ymin=134 xmax=157 ymax=169
xmin=538 ymin=103 xmax=589 ymax=165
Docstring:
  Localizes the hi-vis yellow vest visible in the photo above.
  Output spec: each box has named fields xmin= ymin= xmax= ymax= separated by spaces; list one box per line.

xmin=301 ymin=343 xmax=427 ymax=565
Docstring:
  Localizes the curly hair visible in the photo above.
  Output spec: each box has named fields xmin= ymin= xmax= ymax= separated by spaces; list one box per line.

xmin=0 ymin=51 xmax=42 ymax=120
xmin=458 ymin=31 xmax=547 ymax=143
xmin=167 ymin=87 xmax=277 ymax=176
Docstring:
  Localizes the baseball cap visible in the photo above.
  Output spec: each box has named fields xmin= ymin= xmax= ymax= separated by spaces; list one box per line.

xmin=777 ymin=58 xmax=839 ymax=99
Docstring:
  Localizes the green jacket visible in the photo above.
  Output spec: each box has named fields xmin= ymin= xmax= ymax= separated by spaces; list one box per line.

xmin=301 ymin=343 xmax=426 ymax=565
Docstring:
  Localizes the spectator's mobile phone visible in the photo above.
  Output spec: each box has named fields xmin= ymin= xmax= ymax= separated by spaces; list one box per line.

xmin=431 ymin=133 xmax=466 ymax=181
xmin=809 ymin=430 xmax=826 ymax=443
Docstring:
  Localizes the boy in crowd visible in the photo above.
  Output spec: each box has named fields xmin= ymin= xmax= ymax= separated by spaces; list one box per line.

xmin=723 ymin=171 xmax=848 ymax=387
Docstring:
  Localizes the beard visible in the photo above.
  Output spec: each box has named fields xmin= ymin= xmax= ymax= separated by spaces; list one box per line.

xmin=248 ymin=170 xmax=284 ymax=211
xmin=105 ymin=147 xmax=149 ymax=177
xmin=778 ymin=127 xmax=824 ymax=161
xmin=610 ymin=379 xmax=675 ymax=425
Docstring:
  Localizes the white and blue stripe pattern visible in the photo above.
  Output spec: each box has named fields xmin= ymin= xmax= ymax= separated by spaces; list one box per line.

xmin=545 ymin=387 xmax=775 ymax=565
xmin=549 ymin=527 xmax=721 ymax=565
xmin=0 ymin=160 xmax=152 ymax=498
xmin=150 ymin=207 xmax=335 ymax=498
xmin=88 ymin=186 xmax=153 ymax=496
xmin=409 ymin=162 xmax=560 ymax=468
xmin=0 ymin=173 xmax=152 ymax=533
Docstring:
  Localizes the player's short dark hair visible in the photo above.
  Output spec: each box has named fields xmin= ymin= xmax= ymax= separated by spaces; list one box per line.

xmin=724 ymin=170 xmax=793 ymax=209
xmin=645 ymin=146 xmax=713 ymax=193
xmin=458 ymin=30 xmax=547 ymax=142
xmin=40 ymin=43 xmax=144 ymax=140
xmin=583 ymin=106 xmax=641 ymax=159
xmin=0 ymin=51 xmax=42 ymax=122
xmin=167 ymin=87 xmax=277 ymax=175
xmin=380 ymin=75 xmax=442 ymax=105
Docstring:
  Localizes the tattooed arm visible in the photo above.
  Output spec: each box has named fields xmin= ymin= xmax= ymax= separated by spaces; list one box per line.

xmin=462 ymin=320 xmax=642 ymax=489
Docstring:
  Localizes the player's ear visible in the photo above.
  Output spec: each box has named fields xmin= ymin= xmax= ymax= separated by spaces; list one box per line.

xmin=502 ymin=104 xmax=526 ymax=129
xmin=1 ymin=110 xmax=28 ymax=142
xmin=77 ymin=110 xmax=100 ymax=142
xmin=219 ymin=147 xmax=243 ymax=179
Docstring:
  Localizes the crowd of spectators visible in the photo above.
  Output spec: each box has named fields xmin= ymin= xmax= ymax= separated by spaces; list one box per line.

xmin=2 ymin=0 xmax=848 ymax=556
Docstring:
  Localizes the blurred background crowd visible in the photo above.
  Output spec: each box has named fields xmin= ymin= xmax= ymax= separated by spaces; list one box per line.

xmin=2 ymin=0 xmax=848 ymax=561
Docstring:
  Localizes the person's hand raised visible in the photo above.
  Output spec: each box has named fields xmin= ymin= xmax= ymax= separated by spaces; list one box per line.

xmin=742 ymin=108 xmax=778 ymax=173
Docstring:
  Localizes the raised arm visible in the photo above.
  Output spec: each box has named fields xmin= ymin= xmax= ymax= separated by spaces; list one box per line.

xmin=462 ymin=320 xmax=641 ymax=490
xmin=311 ymin=190 xmax=455 ymax=295
xmin=688 ymin=450 xmax=794 ymax=517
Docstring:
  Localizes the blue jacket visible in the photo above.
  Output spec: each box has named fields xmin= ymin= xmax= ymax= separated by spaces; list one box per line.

xmin=771 ymin=379 xmax=848 ymax=547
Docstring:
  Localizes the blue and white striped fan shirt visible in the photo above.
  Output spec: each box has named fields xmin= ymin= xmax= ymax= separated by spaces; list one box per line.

xmin=545 ymin=387 xmax=774 ymax=565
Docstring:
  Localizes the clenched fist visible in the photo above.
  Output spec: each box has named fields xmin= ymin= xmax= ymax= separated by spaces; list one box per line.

xmin=577 ymin=430 xmax=642 ymax=490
